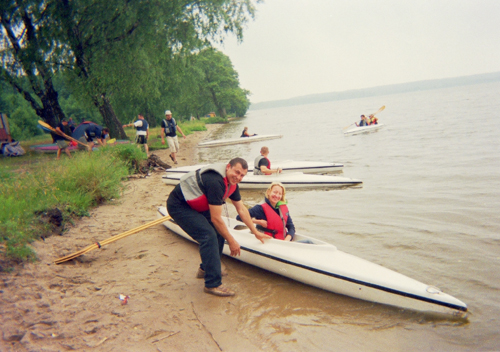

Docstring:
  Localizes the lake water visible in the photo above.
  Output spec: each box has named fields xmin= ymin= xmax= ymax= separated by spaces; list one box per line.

xmin=193 ymin=81 xmax=500 ymax=351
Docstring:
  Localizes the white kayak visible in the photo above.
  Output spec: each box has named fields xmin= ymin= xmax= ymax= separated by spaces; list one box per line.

xmin=162 ymin=171 xmax=361 ymax=189
xmin=165 ymin=161 xmax=344 ymax=176
xmin=157 ymin=207 xmax=467 ymax=317
xmin=198 ymin=134 xmax=282 ymax=148
xmin=344 ymin=123 xmax=385 ymax=135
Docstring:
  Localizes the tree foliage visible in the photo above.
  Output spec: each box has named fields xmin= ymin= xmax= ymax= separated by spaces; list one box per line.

xmin=0 ymin=0 xmax=257 ymax=139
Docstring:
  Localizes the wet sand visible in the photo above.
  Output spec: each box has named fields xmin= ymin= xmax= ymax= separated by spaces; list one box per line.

xmin=0 ymin=124 xmax=262 ymax=351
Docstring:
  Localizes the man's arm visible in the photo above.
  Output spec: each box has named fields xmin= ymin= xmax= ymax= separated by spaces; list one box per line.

xmin=55 ymin=127 xmax=70 ymax=140
xmin=177 ymin=125 xmax=186 ymax=139
xmin=209 ymin=204 xmax=241 ymax=256
xmin=232 ymin=200 xmax=271 ymax=243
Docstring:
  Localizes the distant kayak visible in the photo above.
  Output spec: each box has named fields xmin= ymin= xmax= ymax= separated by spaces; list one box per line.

xmin=343 ymin=124 xmax=385 ymax=135
xmin=165 ymin=160 xmax=344 ymax=175
xmin=30 ymin=140 xmax=130 ymax=153
xmin=198 ymin=134 xmax=282 ymax=148
xmin=163 ymin=171 xmax=361 ymax=189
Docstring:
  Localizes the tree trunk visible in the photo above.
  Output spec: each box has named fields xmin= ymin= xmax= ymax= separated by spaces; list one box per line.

xmin=209 ymin=88 xmax=226 ymax=119
xmin=95 ymin=96 xmax=128 ymax=139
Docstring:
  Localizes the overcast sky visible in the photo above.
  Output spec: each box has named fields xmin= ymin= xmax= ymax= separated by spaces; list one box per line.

xmin=216 ymin=0 xmax=500 ymax=103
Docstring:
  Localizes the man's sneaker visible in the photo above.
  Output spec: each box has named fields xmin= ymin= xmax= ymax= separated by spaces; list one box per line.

xmin=204 ymin=285 xmax=235 ymax=297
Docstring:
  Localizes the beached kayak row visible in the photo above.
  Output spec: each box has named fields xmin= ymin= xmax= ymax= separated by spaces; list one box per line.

xmin=165 ymin=160 xmax=344 ymax=175
xmin=162 ymin=171 xmax=361 ymax=190
xmin=157 ymin=207 xmax=467 ymax=317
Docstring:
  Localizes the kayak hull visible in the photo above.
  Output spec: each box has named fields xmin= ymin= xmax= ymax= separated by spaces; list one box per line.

xmin=29 ymin=140 xmax=130 ymax=153
xmin=162 ymin=172 xmax=362 ymax=189
xmin=165 ymin=161 xmax=344 ymax=176
xmin=344 ymin=123 xmax=385 ymax=135
xmin=157 ymin=207 xmax=467 ymax=317
xmin=198 ymin=134 xmax=282 ymax=148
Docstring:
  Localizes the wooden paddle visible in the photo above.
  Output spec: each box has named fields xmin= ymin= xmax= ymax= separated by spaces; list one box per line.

xmin=38 ymin=120 xmax=90 ymax=150
xmin=371 ymin=105 xmax=385 ymax=116
xmin=54 ymin=216 xmax=172 ymax=264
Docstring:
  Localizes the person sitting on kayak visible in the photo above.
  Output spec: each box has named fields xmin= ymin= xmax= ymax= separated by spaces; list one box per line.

xmin=356 ymin=115 xmax=368 ymax=127
xmin=241 ymin=127 xmax=257 ymax=137
xmin=368 ymin=114 xmax=378 ymax=125
xmin=254 ymin=146 xmax=282 ymax=175
xmin=236 ymin=182 xmax=295 ymax=241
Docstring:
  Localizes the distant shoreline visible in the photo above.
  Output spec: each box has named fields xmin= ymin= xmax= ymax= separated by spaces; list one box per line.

xmin=250 ymin=71 xmax=500 ymax=110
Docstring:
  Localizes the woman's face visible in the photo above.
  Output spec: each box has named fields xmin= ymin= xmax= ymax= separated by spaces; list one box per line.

xmin=267 ymin=185 xmax=283 ymax=206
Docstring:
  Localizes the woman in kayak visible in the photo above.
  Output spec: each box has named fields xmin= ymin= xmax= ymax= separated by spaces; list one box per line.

xmin=236 ymin=182 xmax=295 ymax=241
xmin=241 ymin=126 xmax=257 ymax=137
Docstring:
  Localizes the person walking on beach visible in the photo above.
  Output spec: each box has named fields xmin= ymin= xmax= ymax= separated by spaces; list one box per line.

xmin=166 ymin=158 xmax=271 ymax=296
xmin=254 ymin=146 xmax=282 ymax=175
xmin=161 ymin=110 xmax=186 ymax=164
xmin=123 ymin=114 xmax=149 ymax=154
xmin=54 ymin=119 xmax=73 ymax=160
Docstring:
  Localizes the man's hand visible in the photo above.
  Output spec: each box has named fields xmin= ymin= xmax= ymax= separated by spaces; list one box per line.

xmin=161 ymin=138 xmax=165 ymax=145
xmin=253 ymin=231 xmax=272 ymax=243
xmin=227 ymin=239 xmax=241 ymax=256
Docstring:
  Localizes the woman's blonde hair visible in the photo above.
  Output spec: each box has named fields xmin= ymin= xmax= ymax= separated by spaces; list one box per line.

xmin=265 ymin=182 xmax=286 ymax=203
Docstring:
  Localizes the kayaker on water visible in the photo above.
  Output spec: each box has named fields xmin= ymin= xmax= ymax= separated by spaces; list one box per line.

xmin=166 ymin=158 xmax=271 ymax=297
xmin=356 ymin=115 xmax=368 ymax=127
xmin=241 ymin=126 xmax=257 ymax=137
xmin=253 ymin=146 xmax=282 ymax=175
xmin=368 ymin=114 xmax=378 ymax=125
xmin=236 ymin=182 xmax=295 ymax=241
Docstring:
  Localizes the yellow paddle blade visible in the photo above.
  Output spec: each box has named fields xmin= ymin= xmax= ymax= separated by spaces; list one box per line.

xmin=108 ymin=138 xmax=116 ymax=144
xmin=373 ymin=105 xmax=385 ymax=116
xmin=38 ymin=120 xmax=55 ymax=132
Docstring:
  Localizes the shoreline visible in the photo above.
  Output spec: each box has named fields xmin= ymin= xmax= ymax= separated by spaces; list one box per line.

xmin=0 ymin=124 xmax=261 ymax=351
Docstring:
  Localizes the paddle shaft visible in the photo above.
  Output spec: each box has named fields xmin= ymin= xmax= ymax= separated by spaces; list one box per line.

xmin=38 ymin=120 xmax=89 ymax=148
xmin=54 ymin=216 xmax=172 ymax=264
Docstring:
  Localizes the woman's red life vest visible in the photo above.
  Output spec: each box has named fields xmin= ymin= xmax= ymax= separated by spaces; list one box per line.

xmin=261 ymin=203 xmax=289 ymax=240
xmin=179 ymin=163 xmax=237 ymax=212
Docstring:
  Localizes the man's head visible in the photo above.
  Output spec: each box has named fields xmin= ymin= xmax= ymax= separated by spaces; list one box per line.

xmin=102 ymin=128 xmax=110 ymax=138
xmin=260 ymin=146 xmax=269 ymax=156
xmin=61 ymin=119 xmax=68 ymax=125
xmin=138 ymin=114 xmax=144 ymax=120
xmin=226 ymin=158 xmax=249 ymax=185
xmin=360 ymin=115 xmax=366 ymax=119
xmin=165 ymin=110 xmax=172 ymax=120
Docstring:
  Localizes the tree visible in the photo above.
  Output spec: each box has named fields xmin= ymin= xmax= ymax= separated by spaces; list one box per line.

xmin=1 ymin=0 xmax=260 ymax=136
xmin=54 ymin=0 xmax=260 ymax=137
xmin=0 ymin=0 xmax=67 ymax=127
xmin=194 ymin=48 xmax=250 ymax=118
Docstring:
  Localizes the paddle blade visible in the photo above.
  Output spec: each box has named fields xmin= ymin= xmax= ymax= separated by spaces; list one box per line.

xmin=373 ymin=105 xmax=385 ymax=116
xmin=38 ymin=120 xmax=56 ymax=132
xmin=108 ymin=138 xmax=116 ymax=144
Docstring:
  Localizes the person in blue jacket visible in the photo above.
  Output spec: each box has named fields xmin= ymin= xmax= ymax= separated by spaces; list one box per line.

xmin=237 ymin=182 xmax=295 ymax=241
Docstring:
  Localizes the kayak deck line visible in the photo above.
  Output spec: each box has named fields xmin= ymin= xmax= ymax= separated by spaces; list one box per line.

xmin=237 ymin=244 xmax=467 ymax=313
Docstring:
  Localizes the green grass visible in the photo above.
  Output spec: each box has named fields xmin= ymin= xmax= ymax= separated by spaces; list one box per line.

xmin=0 ymin=144 xmax=143 ymax=265
xmin=0 ymin=120 xmax=208 ymax=266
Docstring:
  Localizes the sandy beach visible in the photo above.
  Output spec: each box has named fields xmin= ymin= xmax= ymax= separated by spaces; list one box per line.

xmin=0 ymin=124 xmax=262 ymax=351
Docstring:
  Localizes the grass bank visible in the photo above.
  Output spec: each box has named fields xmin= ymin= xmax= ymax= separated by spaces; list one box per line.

xmin=0 ymin=144 xmax=146 ymax=267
